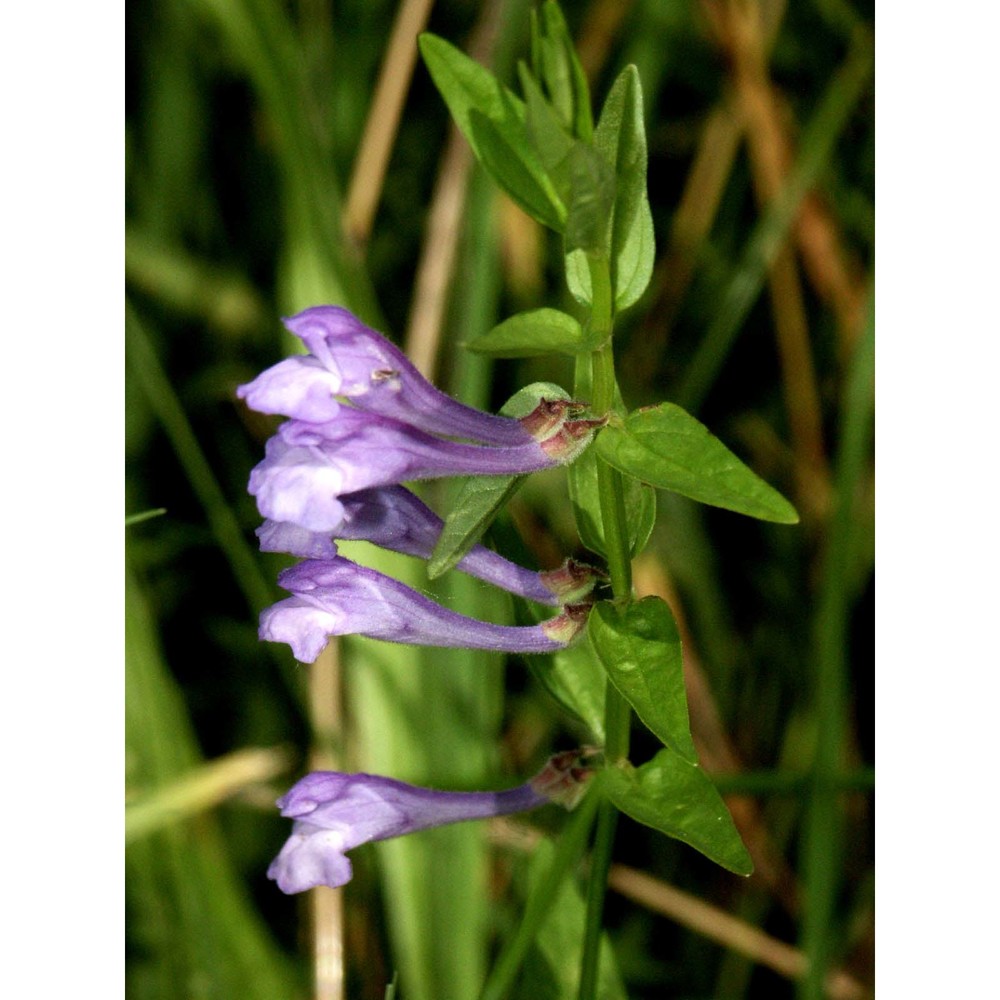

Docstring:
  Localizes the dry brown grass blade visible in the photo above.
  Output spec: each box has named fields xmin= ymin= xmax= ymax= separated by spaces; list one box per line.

xmin=403 ymin=1 xmax=504 ymax=378
xmin=632 ymin=552 xmax=800 ymax=916
xmin=343 ymin=0 xmax=437 ymax=248
xmin=708 ymin=0 xmax=867 ymax=359
xmin=628 ymin=0 xmax=865 ymax=413
xmin=310 ymin=640 xmax=345 ymax=1000
xmin=404 ymin=132 xmax=475 ymax=378
xmin=576 ymin=0 xmax=636 ymax=79
xmin=717 ymin=0 xmax=831 ymax=520
xmin=625 ymin=0 xmax=787 ymax=384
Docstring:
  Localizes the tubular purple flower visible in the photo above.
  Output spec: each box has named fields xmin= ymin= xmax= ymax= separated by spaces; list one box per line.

xmin=247 ymin=411 xmax=556 ymax=532
xmin=268 ymin=751 xmax=595 ymax=894
xmin=259 ymin=556 xmax=590 ymax=662
xmin=238 ymin=306 xmax=536 ymax=446
xmin=257 ymin=485 xmax=567 ymax=605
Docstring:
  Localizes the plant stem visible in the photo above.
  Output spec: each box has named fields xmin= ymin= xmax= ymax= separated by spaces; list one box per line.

xmin=477 ymin=791 xmax=600 ymax=1000
xmin=577 ymin=254 xmax=634 ymax=1000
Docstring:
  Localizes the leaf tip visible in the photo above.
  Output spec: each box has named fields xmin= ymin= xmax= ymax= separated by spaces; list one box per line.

xmin=769 ymin=497 xmax=801 ymax=525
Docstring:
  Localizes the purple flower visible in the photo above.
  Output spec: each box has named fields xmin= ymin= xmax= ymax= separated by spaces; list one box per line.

xmin=259 ymin=556 xmax=590 ymax=662
xmin=257 ymin=485 xmax=600 ymax=606
xmin=268 ymin=751 xmax=596 ymax=893
xmin=238 ymin=306 xmax=535 ymax=446
xmin=247 ymin=411 xmax=557 ymax=532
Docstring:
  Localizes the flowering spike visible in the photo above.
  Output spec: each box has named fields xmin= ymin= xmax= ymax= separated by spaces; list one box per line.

xmin=260 ymin=557 xmax=587 ymax=662
xmin=248 ymin=411 xmax=556 ymax=532
xmin=238 ymin=306 xmax=537 ymax=446
xmin=268 ymin=752 xmax=593 ymax=894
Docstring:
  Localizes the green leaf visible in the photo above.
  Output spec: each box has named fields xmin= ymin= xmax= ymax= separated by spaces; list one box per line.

xmin=595 ymin=65 xmax=654 ymax=310
xmin=520 ymin=63 xmax=574 ymax=174
xmin=535 ymin=633 xmax=607 ymax=742
xmin=530 ymin=1 xmax=593 ymax=141
xmin=596 ymin=403 xmax=799 ymax=523
xmin=564 ymin=66 xmax=655 ymax=309
xmin=469 ymin=110 xmax=566 ymax=231
xmin=428 ymin=383 xmax=572 ymax=578
xmin=467 ymin=308 xmax=592 ymax=358
xmin=567 ymin=445 xmax=656 ymax=558
xmin=594 ymin=67 xmax=646 ymax=255
xmin=564 ymin=247 xmax=591 ymax=305
xmin=427 ymin=474 xmax=525 ymax=580
xmin=612 ymin=194 xmax=655 ymax=311
xmin=521 ymin=67 xmax=614 ymax=255
xmin=589 ymin=598 xmax=696 ymax=762
xmin=562 ymin=144 xmax=616 ymax=256
xmin=603 ymin=750 xmax=753 ymax=875
xmin=419 ymin=34 xmax=565 ymax=231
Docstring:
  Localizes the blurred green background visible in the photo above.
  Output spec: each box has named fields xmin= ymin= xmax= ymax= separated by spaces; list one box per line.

xmin=125 ymin=1 xmax=874 ymax=998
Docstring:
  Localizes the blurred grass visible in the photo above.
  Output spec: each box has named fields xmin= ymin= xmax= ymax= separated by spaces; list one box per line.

xmin=126 ymin=561 xmax=300 ymax=999
xmin=126 ymin=0 xmax=874 ymax=997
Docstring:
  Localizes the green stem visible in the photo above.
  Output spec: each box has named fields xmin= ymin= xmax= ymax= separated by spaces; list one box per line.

xmin=577 ymin=255 xmax=634 ymax=1000
xmin=477 ymin=790 xmax=600 ymax=1000
xmin=798 ymin=292 xmax=874 ymax=999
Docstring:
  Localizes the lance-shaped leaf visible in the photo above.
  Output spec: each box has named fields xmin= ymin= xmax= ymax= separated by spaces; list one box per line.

xmin=521 ymin=67 xmax=615 ymax=256
xmin=467 ymin=308 xmax=594 ymax=358
xmin=428 ymin=474 xmax=526 ymax=580
xmin=589 ymin=598 xmax=696 ymax=763
xmin=595 ymin=66 xmax=649 ymax=287
xmin=419 ymin=34 xmax=565 ymax=231
xmin=603 ymin=750 xmax=753 ymax=875
xmin=530 ymin=0 xmax=593 ymax=140
xmin=596 ymin=403 xmax=799 ymax=523
xmin=564 ymin=66 xmax=655 ymax=311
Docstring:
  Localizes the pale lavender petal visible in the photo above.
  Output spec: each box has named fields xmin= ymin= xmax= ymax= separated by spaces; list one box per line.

xmin=266 ymin=822 xmax=354 ymax=893
xmin=247 ymin=436 xmax=346 ymax=532
xmin=259 ymin=597 xmax=341 ymax=664
xmin=257 ymin=520 xmax=339 ymax=559
xmin=283 ymin=306 xmax=534 ymax=445
xmin=237 ymin=356 xmax=342 ymax=423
